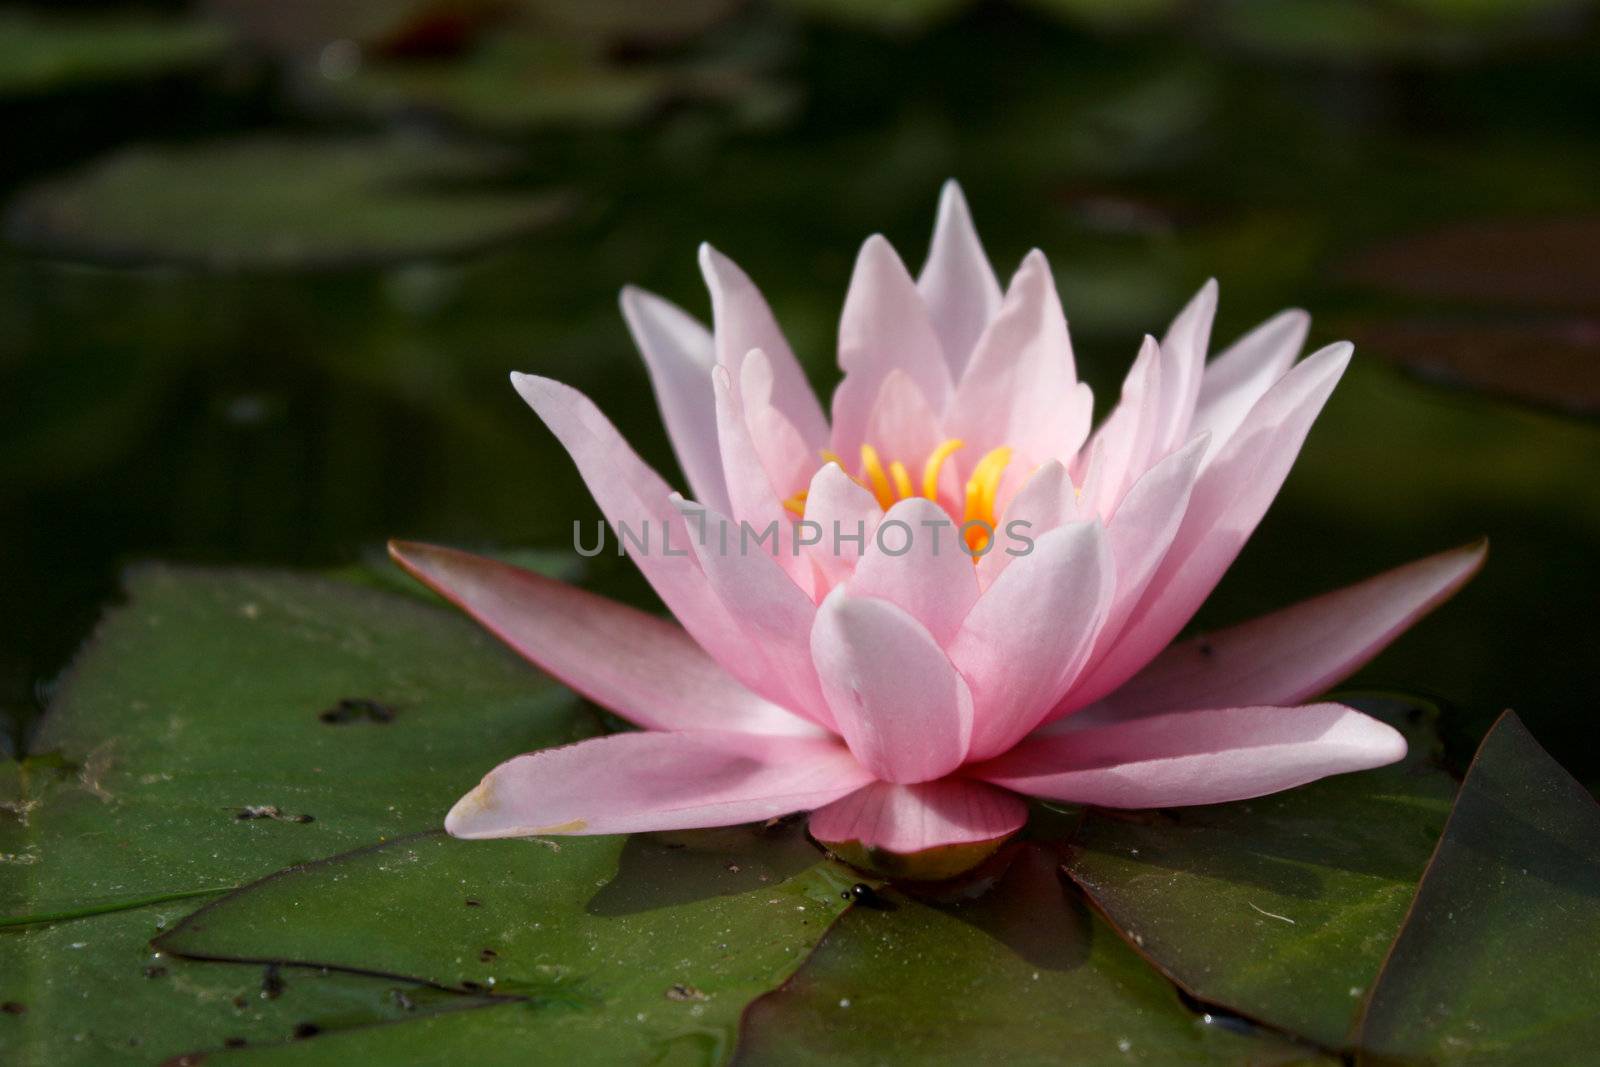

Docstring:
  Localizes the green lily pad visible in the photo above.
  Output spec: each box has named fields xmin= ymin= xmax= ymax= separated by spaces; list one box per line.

xmin=736 ymin=844 xmax=1330 ymax=1064
xmin=0 ymin=11 xmax=230 ymax=98
xmin=1 ymin=565 xmax=595 ymax=924
xmin=0 ymin=900 xmax=487 ymax=1066
xmin=151 ymin=825 xmax=856 ymax=1063
xmin=4 ymin=137 xmax=573 ymax=270
xmin=1060 ymin=696 xmax=1456 ymax=1050
xmin=315 ymin=33 xmax=771 ymax=133
xmin=1354 ymin=712 xmax=1600 ymax=1062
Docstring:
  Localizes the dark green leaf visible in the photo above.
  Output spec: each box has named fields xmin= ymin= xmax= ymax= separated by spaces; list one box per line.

xmin=736 ymin=844 xmax=1330 ymax=1065
xmin=1 ymin=566 xmax=595 ymax=924
xmin=0 ymin=900 xmax=488 ymax=1066
xmin=0 ymin=11 xmax=229 ymax=98
xmin=4 ymin=138 xmax=573 ymax=270
xmin=153 ymin=825 xmax=856 ymax=1063
xmin=1354 ymin=712 xmax=1600 ymax=1062
xmin=1061 ymin=696 xmax=1455 ymax=1049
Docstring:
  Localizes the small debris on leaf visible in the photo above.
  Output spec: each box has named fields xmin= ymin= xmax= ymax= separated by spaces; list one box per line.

xmin=260 ymin=964 xmax=285 ymax=1000
xmin=235 ymin=805 xmax=314 ymax=824
xmin=665 ymin=983 xmax=708 ymax=1002
xmin=319 ymin=697 xmax=398 ymax=725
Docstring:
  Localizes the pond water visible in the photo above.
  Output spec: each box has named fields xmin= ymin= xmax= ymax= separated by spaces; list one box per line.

xmin=4 ymin=0 xmax=1598 ymax=786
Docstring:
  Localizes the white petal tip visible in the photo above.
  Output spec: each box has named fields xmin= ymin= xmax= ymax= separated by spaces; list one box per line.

xmin=444 ymin=778 xmax=498 ymax=838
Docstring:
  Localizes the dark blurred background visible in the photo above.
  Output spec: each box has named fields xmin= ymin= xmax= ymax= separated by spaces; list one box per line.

xmin=3 ymin=0 xmax=1598 ymax=787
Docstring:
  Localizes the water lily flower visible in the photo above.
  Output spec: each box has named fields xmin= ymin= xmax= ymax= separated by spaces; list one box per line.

xmin=393 ymin=182 xmax=1484 ymax=879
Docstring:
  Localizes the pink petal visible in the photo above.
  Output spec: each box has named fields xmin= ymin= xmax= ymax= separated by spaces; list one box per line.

xmin=801 ymin=462 xmax=883 ymax=591
xmin=447 ymin=731 xmax=872 ymax=838
xmin=1103 ymin=540 xmax=1488 ymax=715
xmin=1095 ymin=433 xmax=1209 ymax=646
xmin=811 ymin=590 xmax=973 ymax=783
xmin=390 ymin=541 xmax=821 ymax=737
xmin=847 ymin=497 xmax=979 ymax=644
xmin=976 ymin=460 xmax=1081 ymax=589
xmin=1078 ymin=335 xmax=1164 ymax=516
xmin=831 ymin=235 xmax=953 ymax=457
xmin=509 ymin=373 xmax=755 ymax=688
xmin=1191 ymin=308 xmax=1309 ymax=456
xmin=861 ymin=370 xmax=945 ymax=476
xmin=698 ymin=244 xmax=829 ymax=449
xmin=1065 ymin=342 xmax=1352 ymax=709
xmin=917 ymin=180 xmax=1003 ymax=380
xmin=712 ymin=358 xmax=816 ymax=594
xmin=739 ymin=348 xmax=818 ymax=504
xmin=971 ymin=703 xmax=1406 ymax=808
xmin=672 ymin=496 xmax=833 ymax=731
xmin=952 ymin=521 xmax=1115 ymax=762
xmin=1151 ymin=279 xmax=1218 ymax=455
xmin=807 ymin=777 xmax=1027 ymax=856
xmin=618 ymin=286 xmax=730 ymax=515
xmin=947 ymin=250 xmax=1091 ymax=468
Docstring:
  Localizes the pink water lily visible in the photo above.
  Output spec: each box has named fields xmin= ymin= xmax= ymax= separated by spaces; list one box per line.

xmin=393 ymin=182 xmax=1483 ymax=877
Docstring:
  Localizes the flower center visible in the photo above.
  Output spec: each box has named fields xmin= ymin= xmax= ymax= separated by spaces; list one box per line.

xmin=783 ymin=438 xmax=1014 ymax=553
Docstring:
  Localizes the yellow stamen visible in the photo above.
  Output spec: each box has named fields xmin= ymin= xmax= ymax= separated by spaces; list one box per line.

xmin=888 ymin=460 xmax=914 ymax=501
xmin=820 ymin=449 xmax=844 ymax=469
xmin=962 ymin=446 xmax=1014 ymax=552
xmin=782 ymin=489 xmax=809 ymax=517
xmin=859 ymin=445 xmax=896 ymax=509
xmin=921 ymin=438 xmax=965 ymax=500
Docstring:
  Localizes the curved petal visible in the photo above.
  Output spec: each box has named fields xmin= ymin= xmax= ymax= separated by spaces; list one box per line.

xmin=1152 ymin=278 xmax=1217 ymax=455
xmin=807 ymin=778 xmax=1026 ymax=856
xmin=947 ymin=250 xmax=1090 ymax=467
xmin=509 ymin=373 xmax=753 ymax=687
xmin=390 ymin=541 xmax=821 ymax=737
xmin=699 ymin=243 xmax=829 ymax=449
xmin=831 ymin=235 xmax=953 ymax=456
xmin=801 ymin=462 xmax=883 ymax=591
xmin=672 ymin=497 xmax=833 ymax=731
xmin=977 ymin=460 xmax=1082 ymax=589
xmin=917 ymin=180 xmax=1003 ymax=379
xmin=1095 ymin=433 xmax=1208 ymax=642
xmin=1103 ymin=540 xmax=1488 ymax=716
xmin=739 ymin=348 xmax=817 ymax=504
xmin=618 ymin=286 xmax=730 ymax=515
xmin=1079 ymin=335 xmax=1164 ymax=517
xmin=811 ymin=590 xmax=973 ymax=784
xmin=447 ymin=731 xmax=871 ymax=838
xmin=951 ymin=521 xmax=1115 ymax=762
xmin=971 ymin=703 xmax=1406 ymax=808
xmin=862 ymin=369 xmax=944 ymax=475
xmin=1065 ymin=342 xmax=1352 ymax=709
xmin=712 ymin=358 xmax=816 ymax=594
xmin=848 ymin=497 xmax=978 ymax=644
xmin=1191 ymin=308 xmax=1308 ymax=457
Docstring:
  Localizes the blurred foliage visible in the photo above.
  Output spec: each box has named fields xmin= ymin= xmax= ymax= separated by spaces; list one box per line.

xmin=2 ymin=0 xmax=1599 ymax=801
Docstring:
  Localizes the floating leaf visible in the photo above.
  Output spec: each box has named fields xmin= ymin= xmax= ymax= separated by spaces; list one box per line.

xmin=0 ymin=566 xmax=594 ymax=924
xmin=0 ymin=11 xmax=230 ymax=98
xmin=1343 ymin=218 xmax=1600 ymax=313
xmin=1347 ymin=316 xmax=1600 ymax=418
xmin=0 ymin=901 xmax=486 ymax=1066
xmin=1354 ymin=712 xmax=1600 ymax=1061
xmin=1060 ymin=696 xmax=1455 ymax=1050
xmin=736 ymin=844 xmax=1329 ymax=1064
xmin=152 ymin=826 xmax=854 ymax=1062
xmin=313 ymin=32 xmax=774 ymax=133
xmin=4 ymin=137 xmax=573 ymax=270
